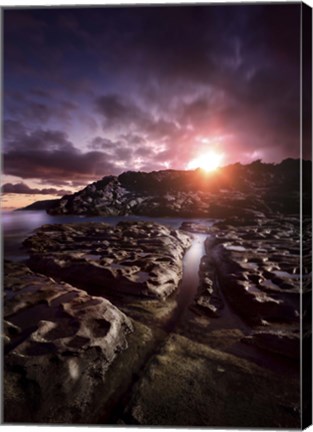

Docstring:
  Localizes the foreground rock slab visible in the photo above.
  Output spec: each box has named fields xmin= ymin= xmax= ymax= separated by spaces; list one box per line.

xmin=3 ymin=261 xmax=133 ymax=424
xmin=24 ymin=221 xmax=191 ymax=300
xmin=124 ymin=334 xmax=300 ymax=428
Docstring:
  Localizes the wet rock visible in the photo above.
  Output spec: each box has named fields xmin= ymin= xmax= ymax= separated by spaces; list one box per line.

xmin=207 ymin=217 xmax=301 ymax=326
xmin=195 ymin=296 xmax=221 ymax=317
xmin=243 ymin=329 xmax=300 ymax=359
xmin=123 ymin=334 xmax=300 ymax=428
xmin=24 ymin=221 xmax=191 ymax=300
xmin=3 ymin=261 xmax=133 ymax=424
xmin=194 ymin=256 xmax=224 ymax=318
xmin=180 ymin=221 xmax=213 ymax=234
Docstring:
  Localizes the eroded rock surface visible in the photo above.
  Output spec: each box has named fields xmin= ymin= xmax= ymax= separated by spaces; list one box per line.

xmin=23 ymin=221 xmax=191 ymax=300
xmin=123 ymin=334 xmax=300 ymax=427
xmin=243 ymin=328 xmax=300 ymax=359
xmin=3 ymin=261 xmax=133 ymax=424
xmin=185 ymin=217 xmax=303 ymax=361
xmin=194 ymin=254 xmax=223 ymax=317
xmin=208 ymin=216 xmax=301 ymax=326
xmin=120 ymin=218 xmax=303 ymax=428
xmin=4 ymin=212 xmax=307 ymax=427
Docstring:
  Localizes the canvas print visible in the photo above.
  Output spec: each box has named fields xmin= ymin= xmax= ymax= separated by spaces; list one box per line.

xmin=1 ymin=2 xmax=312 ymax=428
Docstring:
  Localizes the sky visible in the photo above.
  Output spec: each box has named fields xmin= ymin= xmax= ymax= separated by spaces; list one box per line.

xmin=2 ymin=3 xmax=311 ymax=208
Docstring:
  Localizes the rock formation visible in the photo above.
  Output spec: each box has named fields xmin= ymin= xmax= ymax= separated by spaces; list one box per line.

xmin=3 ymin=261 xmax=133 ymax=423
xmin=46 ymin=159 xmax=311 ymax=217
xmin=123 ymin=334 xmax=300 ymax=427
xmin=23 ymin=221 xmax=191 ymax=300
xmin=4 ymin=159 xmax=310 ymax=427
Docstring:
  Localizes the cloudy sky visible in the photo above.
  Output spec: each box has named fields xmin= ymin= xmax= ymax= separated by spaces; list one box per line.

xmin=2 ymin=3 xmax=310 ymax=208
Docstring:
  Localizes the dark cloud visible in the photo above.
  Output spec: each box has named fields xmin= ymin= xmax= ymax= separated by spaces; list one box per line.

xmin=95 ymin=94 xmax=149 ymax=130
xmin=120 ymin=133 xmax=146 ymax=146
xmin=88 ymin=134 xmax=159 ymax=168
xmin=3 ymin=127 xmax=120 ymax=182
xmin=3 ymin=119 xmax=28 ymax=142
xmin=18 ymin=102 xmax=53 ymax=123
xmin=88 ymin=136 xmax=121 ymax=150
xmin=4 ymin=90 xmax=78 ymax=128
xmin=134 ymin=146 xmax=154 ymax=158
xmin=94 ymin=94 xmax=182 ymax=148
xmin=4 ymin=126 xmax=74 ymax=152
xmin=39 ymin=178 xmax=89 ymax=188
xmin=30 ymin=88 xmax=53 ymax=98
xmin=2 ymin=182 xmax=71 ymax=196
xmin=3 ymin=2 xmax=309 ymax=197
xmin=3 ymin=148 xmax=117 ymax=182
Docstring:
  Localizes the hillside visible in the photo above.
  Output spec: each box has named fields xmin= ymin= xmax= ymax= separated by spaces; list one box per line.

xmin=47 ymin=159 xmax=311 ymax=218
xmin=17 ymin=199 xmax=60 ymax=211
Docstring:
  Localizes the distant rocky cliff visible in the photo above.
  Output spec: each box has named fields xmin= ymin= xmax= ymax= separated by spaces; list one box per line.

xmin=47 ymin=159 xmax=312 ymax=217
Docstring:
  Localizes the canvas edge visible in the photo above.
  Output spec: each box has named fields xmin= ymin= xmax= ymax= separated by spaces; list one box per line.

xmin=301 ymin=1 xmax=312 ymax=430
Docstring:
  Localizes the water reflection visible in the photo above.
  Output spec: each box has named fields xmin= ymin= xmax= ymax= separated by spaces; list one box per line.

xmin=2 ymin=210 xmax=50 ymax=234
xmin=177 ymin=233 xmax=207 ymax=310
xmin=163 ymin=233 xmax=208 ymax=332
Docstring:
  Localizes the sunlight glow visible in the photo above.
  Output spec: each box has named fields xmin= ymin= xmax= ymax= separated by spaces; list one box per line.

xmin=187 ymin=151 xmax=224 ymax=172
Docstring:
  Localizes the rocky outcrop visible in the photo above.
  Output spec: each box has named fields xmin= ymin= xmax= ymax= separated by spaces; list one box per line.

xmin=180 ymin=217 xmax=303 ymax=361
xmin=3 ymin=261 xmax=133 ymax=424
xmin=207 ymin=217 xmax=301 ymax=327
xmin=187 ymin=216 xmax=303 ymax=364
xmin=4 ymin=214 xmax=304 ymax=426
xmin=5 ymin=170 xmax=308 ymax=428
xmin=23 ymin=221 xmax=191 ymax=300
xmin=47 ymin=159 xmax=311 ymax=217
xmin=243 ymin=328 xmax=300 ymax=359
xmin=123 ymin=334 xmax=300 ymax=427
xmin=122 ymin=219 xmax=301 ymax=428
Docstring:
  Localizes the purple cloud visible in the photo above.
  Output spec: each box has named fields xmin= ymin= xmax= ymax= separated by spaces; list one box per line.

xmin=2 ymin=182 xmax=71 ymax=196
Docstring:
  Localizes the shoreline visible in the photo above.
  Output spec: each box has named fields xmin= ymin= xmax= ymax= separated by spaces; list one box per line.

xmin=3 ymin=216 xmax=303 ymax=426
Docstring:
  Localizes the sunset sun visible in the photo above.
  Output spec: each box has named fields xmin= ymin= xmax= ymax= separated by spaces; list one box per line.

xmin=187 ymin=151 xmax=224 ymax=172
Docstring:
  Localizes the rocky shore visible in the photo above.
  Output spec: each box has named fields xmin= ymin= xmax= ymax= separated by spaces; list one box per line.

xmin=4 ymin=260 xmax=133 ymax=423
xmin=120 ymin=216 xmax=303 ymax=428
xmin=4 ymin=160 xmax=311 ymax=427
xmin=3 ymin=215 xmax=306 ymax=427
xmin=23 ymin=221 xmax=191 ymax=300
xmin=123 ymin=333 xmax=299 ymax=427
xmin=187 ymin=217 xmax=303 ymax=361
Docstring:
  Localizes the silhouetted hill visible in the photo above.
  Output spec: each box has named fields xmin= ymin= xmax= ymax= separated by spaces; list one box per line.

xmin=46 ymin=159 xmax=311 ymax=218
xmin=17 ymin=199 xmax=60 ymax=211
